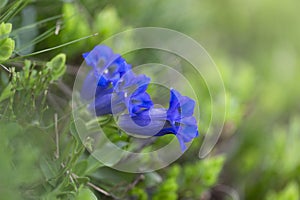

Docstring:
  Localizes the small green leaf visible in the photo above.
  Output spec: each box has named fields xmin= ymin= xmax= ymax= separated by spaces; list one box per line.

xmin=75 ymin=188 xmax=98 ymax=200
xmin=46 ymin=53 xmax=66 ymax=80
xmin=73 ymin=160 xmax=88 ymax=176
xmin=0 ymin=22 xmax=12 ymax=37
xmin=0 ymin=38 xmax=15 ymax=62
xmin=0 ymin=83 xmax=14 ymax=102
xmin=24 ymin=59 xmax=31 ymax=79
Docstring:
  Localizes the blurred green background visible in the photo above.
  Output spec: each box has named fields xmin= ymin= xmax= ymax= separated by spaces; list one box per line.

xmin=1 ymin=0 xmax=300 ymax=199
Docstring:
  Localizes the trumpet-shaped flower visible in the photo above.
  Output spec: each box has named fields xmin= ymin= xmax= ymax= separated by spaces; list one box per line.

xmin=80 ymin=45 xmax=198 ymax=151
xmin=81 ymin=45 xmax=131 ymax=102
xmin=81 ymin=45 xmax=153 ymax=116
xmin=118 ymin=89 xmax=198 ymax=151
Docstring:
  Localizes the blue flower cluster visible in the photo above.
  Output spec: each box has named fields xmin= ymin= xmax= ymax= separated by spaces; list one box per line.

xmin=81 ymin=45 xmax=198 ymax=151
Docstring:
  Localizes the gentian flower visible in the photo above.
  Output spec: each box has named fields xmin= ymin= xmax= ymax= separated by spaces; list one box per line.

xmin=118 ymin=89 xmax=199 ymax=151
xmin=81 ymin=45 xmax=153 ymax=116
xmin=81 ymin=45 xmax=199 ymax=152
xmin=113 ymin=71 xmax=153 ymax=117
xmin=82 ymin=45 xmax=130 ymax=86
xmin=81 ymin=45 xmax=132 ymax=115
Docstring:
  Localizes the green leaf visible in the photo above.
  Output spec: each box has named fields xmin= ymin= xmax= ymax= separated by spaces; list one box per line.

xmin=0 ymin=22 xmax=12 ymax=37
xmin=0 ymin=83 xmax=14 ymax=102
xmin=46 ymin=53 xmax=66 ymax=80
xmin=75 ymin=188 xmax=97 ymax=200
xmin=91 ymin=167 xmax=135 ymax=186
xmin=70 ymin=119 xmax=88 ymax=143
xmin=75 ymin=177 xmax=90 ymax=185
xmin=0 ymin=37 xmax=14 ymax=61
xmin=40 ymin=158 xmax=60 ymax=186
xmin=23 ymin=59 xmax=31 ymax=79
xmin=73 ymin=160 xmax=88 ymax=176
xmin=85 ymin=155 xmax=104 ymax=175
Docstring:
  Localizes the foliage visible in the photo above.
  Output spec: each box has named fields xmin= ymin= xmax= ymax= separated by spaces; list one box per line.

xmin=0 ymin=53 xmax=66 ymax=120
xmin=0 ymin=0 xmax=300 ymax=199
xmin=152 ymin=165 xmax=180 ymax=200
xmin=266 ymin=182 xmax=299 ymax=200
xmin=128 ymin=156 xmax=225 ymax=199
xmin=0 ymin=22 xmax=15 ymax=61
xmin=0 ymin=122 xmax=42 ymax=199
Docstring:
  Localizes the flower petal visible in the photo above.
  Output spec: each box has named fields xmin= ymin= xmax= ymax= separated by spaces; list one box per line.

xmin=118 ymin=108 xmax=167 ymax=136
xmin=177 ymin=116 xmax=198 ymax=143
xmin=129 ymin=92 xmax=153 ymax=116
xmin=167 ymin=89 xmax=195 ymax=120
xmin=83 ymin=45 xmax=114 ymax=69
xmin=176 ymin=134 xmax=188 ymax=152
xmin=81 ymin=70 xmax=98 ymax=101
xmin=89 ymin=93 xmax=113 ymax=116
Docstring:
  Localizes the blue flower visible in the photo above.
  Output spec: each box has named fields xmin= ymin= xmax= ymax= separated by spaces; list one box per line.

xmin=81 ymin=45 xmax=199 ymax=151
xmin=118 ymin=89 xmax=199 ymax=151
xmin=113 ymin=71 xmax=153 ymax=117
xmin=81 ymin=45 xmax=131 ymax=102
xmin=91 ymin=70 xmax=153 ymax=116
xmin=82 ymin=45 xmax=130 ymax=85
xmin=81 ymin=45 xmax=153 ymax=116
